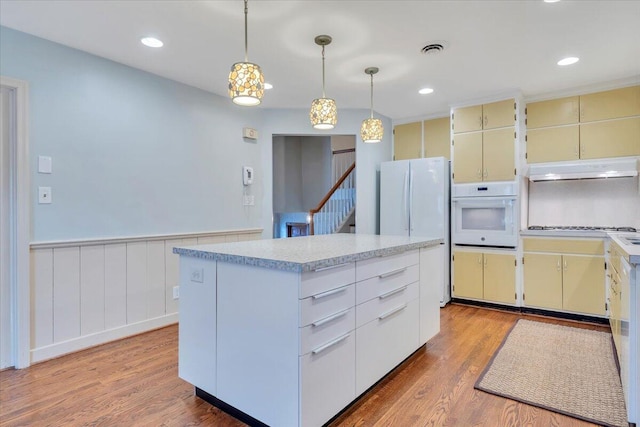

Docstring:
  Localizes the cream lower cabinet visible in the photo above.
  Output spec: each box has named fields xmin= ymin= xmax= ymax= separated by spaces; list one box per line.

xmin=452 ymin=250 xmax=516 ymax=305
xmin=523 ymin=238 xmax=606 ymax=316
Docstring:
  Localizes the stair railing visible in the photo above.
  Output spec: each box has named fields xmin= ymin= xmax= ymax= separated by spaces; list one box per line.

xmin=309 ymin=162 xmax=356 ymax=235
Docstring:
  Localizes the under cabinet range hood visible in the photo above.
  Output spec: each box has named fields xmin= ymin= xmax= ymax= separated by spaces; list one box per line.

xmin=526 ymin=158 xmax=639 ymax=182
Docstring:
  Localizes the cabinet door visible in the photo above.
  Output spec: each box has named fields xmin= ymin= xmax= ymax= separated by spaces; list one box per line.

xmin=526 ymin=126 xmax=579 ymax=163
xmin=523 ymin=253 xmax=562 ymax=310
xmin=562 ymin=255 xmax=605 ymax=316
xmin=579 ymin=85 xmax=640 ymax=122
xmin=452 ymin=132 xmax=483 ymax=183
xmin=483 ymin=99 xmax=515 ymax=130
xmin=452 ymin=251 xmax=483 ymax=299
xmin=452 ymin=105 xmax=483 ymax=133
xmin=526 ymin=96 xmax=579 ymax=128
xmin=423 ymin=117 xmax=451 ymax=159
xmin=394 ymin=122 xmax=422 ymax=160
xmin=482 ymin=127 xmax=515 ymax=181
xmin=579 ymin=117 xmax=640 ymax=159
xmin=483 ymin=254 xmax=516 ymax=304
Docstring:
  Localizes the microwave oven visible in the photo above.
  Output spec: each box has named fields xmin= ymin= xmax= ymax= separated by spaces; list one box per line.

xmin=451 ymin=183 xmax=518 ymax=248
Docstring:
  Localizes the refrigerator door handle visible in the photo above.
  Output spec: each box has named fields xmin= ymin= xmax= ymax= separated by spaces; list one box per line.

xmin=402 ymin=170 xmax=409 ymax=230
xmin=409 ymin=169 xmax=414 ymax=231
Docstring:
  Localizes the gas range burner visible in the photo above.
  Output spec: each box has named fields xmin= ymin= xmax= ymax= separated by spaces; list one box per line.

xmin=528 ymin=225 xmax=637 ymax=232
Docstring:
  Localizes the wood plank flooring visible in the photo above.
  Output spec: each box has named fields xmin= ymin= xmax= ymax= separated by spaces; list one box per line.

xmin=0 ymin=304 xmax=610 ymax=426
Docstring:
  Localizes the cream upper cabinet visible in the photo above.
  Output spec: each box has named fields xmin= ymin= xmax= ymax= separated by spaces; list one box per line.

xmin=483 ymin=253 xmax=516 ymax=304
xmin=423 ymin=117 xmax=450 ymax=159
xmin=453 ymin=99 xmax=515 ymax=134
xmin=526 ymin=85 xmax=640 ymax=163
xmin=452 ymin=251 xmax=483 ymax=300
xmin=453 ymin=251 xmax=516 ymax=305
xmin=523 ymin=253 xmax=563 ymax=310
xmin=522 ymin=238 xmax=605 ymax=316
xmin=579 ymin=86 xmax=640 ymax=122
xmin=482 ymin=99 xmax=516 ymax=130
xmin=526 ymin=96 xmax=579 ymax=128
xmin=453 ymin=128 xmax=515 ymax=183
xmin=580 ymin=117 xmax=640 ymax=159
xmin=482 ymin=128 xmax=516 ymax=181
xmin=393 ymin=122 xmax=422 ymax=160
xmin=452 ymin=132 xmax=483 ymax=183
xmin=526 ymin=126 xmax=580 ymax=163
xmin=452 ymin=105 xmax=483 ymax=134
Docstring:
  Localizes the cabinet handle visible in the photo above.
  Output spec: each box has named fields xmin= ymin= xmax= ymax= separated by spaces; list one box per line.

xmin=312 ymin=309 xmax=349 ymax=327
xmin=378 ymin=285 xmax=408 ymax=300
xmin=378 ymin=267 xmax=407 ymax=279
xmin=557 ymin=260 xmax=561 ymax=271
xmin=483 ymin=169 xmax=488 ymax=178
xmin=563 ymin=260 xmax=568 ymax=271
xmin=378 ymin=303 xmax=408 ymax=320
xmin=313 ymin=263 xmax=350 ymax=273
xmin=478 ymin=116 xmax=483 ymax=128
xmin=484 ymin=257 xmax=488 ymax=266
xmin=477 ymin=168 xmax=482 ymax=178
xmin=312 ymin=286 xmax=347 ymax=300
xmin=478 ymin=256 xmax=482 ymax=265
xmin=483 ymin=116 xmax=488 ymax=127
xmin=311 ymin=333 xmax=350 ymax=355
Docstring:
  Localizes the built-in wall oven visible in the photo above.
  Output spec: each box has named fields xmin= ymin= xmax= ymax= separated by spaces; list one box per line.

xmin=451 ymin=182 xmax=518 ymax=248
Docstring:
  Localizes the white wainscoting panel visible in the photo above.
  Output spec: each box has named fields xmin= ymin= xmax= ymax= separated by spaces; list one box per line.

xmin=53 ymin=247 xmax=81 ymax=343
xmin=29 ymin=228 xmax=262 ymax=363
xmin=104 ymin=244 xmax=127 ymax=330
xmin=80 ymin=245 xmax=105 ymax=336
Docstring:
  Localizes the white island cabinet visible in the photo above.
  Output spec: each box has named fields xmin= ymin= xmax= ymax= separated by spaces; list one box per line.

xmin=174 ymin=234 xmax=443 ymax=427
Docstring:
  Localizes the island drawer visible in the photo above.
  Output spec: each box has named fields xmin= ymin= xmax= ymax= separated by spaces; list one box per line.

xmin=355 ymin=264 xmax=419 ymax=305
xmin=355 ymin=250 xmax=419 ymax=283
xmin=300 ymin=307 xmax=355 ymax=356
xmin=299 ymin=284 xmax=355 ymax=327
xmin=356 ymin=280 xmax=418 ymax=328
xmin=300 ymin=262 xmax=356 ymax=299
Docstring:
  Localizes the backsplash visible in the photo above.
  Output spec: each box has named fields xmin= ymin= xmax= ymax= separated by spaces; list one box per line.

xmin=528 ymin=177 xmax=640 ymax=228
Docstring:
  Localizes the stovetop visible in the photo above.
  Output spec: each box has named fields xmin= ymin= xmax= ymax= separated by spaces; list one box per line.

xmin=528 ymin=225 xmax=637 ymax=232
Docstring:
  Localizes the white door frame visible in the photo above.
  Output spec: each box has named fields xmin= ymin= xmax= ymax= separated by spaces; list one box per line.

xmin=1 ymin=76 xmax=30 ymax=368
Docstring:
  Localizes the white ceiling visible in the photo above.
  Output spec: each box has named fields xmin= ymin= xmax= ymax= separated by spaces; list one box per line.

xmin=1 ymin=0 xmax=639 ymax=121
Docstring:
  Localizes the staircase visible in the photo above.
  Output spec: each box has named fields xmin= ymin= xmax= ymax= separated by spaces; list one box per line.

xmin=309 ymin=161 xmax=356 ymax=235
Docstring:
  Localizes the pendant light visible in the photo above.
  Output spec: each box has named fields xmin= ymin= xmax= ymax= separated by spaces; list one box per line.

xmin=360 ymin=67 xmax=384 ymax=143
xmin=310 ymin=35 xmax=337 ymax=130
xmin=228 ymin=0 xmax=264 ymax=106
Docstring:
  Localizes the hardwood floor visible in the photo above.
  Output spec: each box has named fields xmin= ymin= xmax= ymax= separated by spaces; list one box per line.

xmin=0 ymin=304 xmax=610 ymax=426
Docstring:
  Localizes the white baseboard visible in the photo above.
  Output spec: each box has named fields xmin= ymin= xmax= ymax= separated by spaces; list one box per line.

xmin=30 ymin=313 xmax=179 ymax=364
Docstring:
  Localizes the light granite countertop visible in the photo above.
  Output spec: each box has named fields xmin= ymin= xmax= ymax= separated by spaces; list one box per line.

xmin=608 ymin=232 xmax=640 ymax=265
xmin=173 ymin=233 xmax=443 ymax=272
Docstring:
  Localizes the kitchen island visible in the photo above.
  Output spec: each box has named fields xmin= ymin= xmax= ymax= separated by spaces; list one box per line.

xmin=174 ymin=233 xmax=444 ymax=427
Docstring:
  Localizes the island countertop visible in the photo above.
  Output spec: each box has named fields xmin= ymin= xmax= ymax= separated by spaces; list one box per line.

xmin=173 ymin=233 xmax=443 ymax=272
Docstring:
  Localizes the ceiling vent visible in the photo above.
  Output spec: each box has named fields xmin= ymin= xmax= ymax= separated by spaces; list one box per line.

xmin=421 ymin=42 xmax=445 ymax=55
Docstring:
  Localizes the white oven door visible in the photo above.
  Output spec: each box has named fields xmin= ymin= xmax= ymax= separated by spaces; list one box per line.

xmin=452 ymin=197 xmax=517 ymax=247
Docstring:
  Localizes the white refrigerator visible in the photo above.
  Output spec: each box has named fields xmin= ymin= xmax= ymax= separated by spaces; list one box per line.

xmin=380 ymin=157 xmax=450 ymax=305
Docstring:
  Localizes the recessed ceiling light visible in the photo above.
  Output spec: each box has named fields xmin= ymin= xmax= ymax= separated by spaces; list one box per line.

xmin=264 ymin=83 xmax=273 ymax=90
xmin=557 ymin=57 xmax=579 ymax=66
xmin=141 ymin=37 xmax=163 ymax=48
xmin=543 ymin=0 xmax=560 ymax=3
xmin=418 ymin=87 xmax=434 ymax=95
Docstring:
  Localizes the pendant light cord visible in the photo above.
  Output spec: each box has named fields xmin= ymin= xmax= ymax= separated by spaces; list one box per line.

xmin=370 ymin=73 xmax=374 ymax=118
xmin=244 ymin=0 xmax=249 ymax=62
xmin=321 ymin=45 xmax=326 ymax=98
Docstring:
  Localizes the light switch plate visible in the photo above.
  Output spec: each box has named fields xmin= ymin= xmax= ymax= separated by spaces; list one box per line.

xmin=190 ymin=267 xmax=204 ymax=283
xmin=243 ymin=195 xmax=255 ymax=206
xmin=38 ymin=187 xmax=52 ymax=204
xmin=38 ymin=156 xmax=52 ymax=174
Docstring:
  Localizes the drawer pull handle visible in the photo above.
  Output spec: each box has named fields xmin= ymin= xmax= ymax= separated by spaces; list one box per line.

xmin=378 ymin=267 xmax=407 ymax=279
xmin=313 ymin=263 xmax=350 ymax=273
xmin=312 ymin=286 xmax=347 ymax=300
xmin=312 ymin=333 xmax=350 ymax=355
xmin=378 ymin=303 xmax=408 ymax=320
xmin=312 ymin=309 xmax=349 ymax=327
xmin=378 ymin=285 xmax=408 ymax=300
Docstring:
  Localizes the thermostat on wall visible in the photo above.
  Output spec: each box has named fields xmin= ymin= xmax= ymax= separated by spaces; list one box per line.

xmin=243 ymin=127 xmax=258 ymax=140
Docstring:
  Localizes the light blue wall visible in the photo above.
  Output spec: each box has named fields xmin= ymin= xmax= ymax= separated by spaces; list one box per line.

xmin=0 ymin=26 xmax=392 ymax=242
xmin=1 ymin=26 xmax=265 ymax=241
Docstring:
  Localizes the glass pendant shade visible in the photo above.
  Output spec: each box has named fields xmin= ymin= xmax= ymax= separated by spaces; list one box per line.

xmin=310 ymin=98 xmax=337 ymax=129
xmin=361 ymin=118 xmax=384 ymax=143
xmin=228 ymin=61 xmax=264 ymax=106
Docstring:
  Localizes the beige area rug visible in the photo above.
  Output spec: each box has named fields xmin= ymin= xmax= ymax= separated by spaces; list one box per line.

xmin=475 ymin=319 xmax=628 ymax=427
